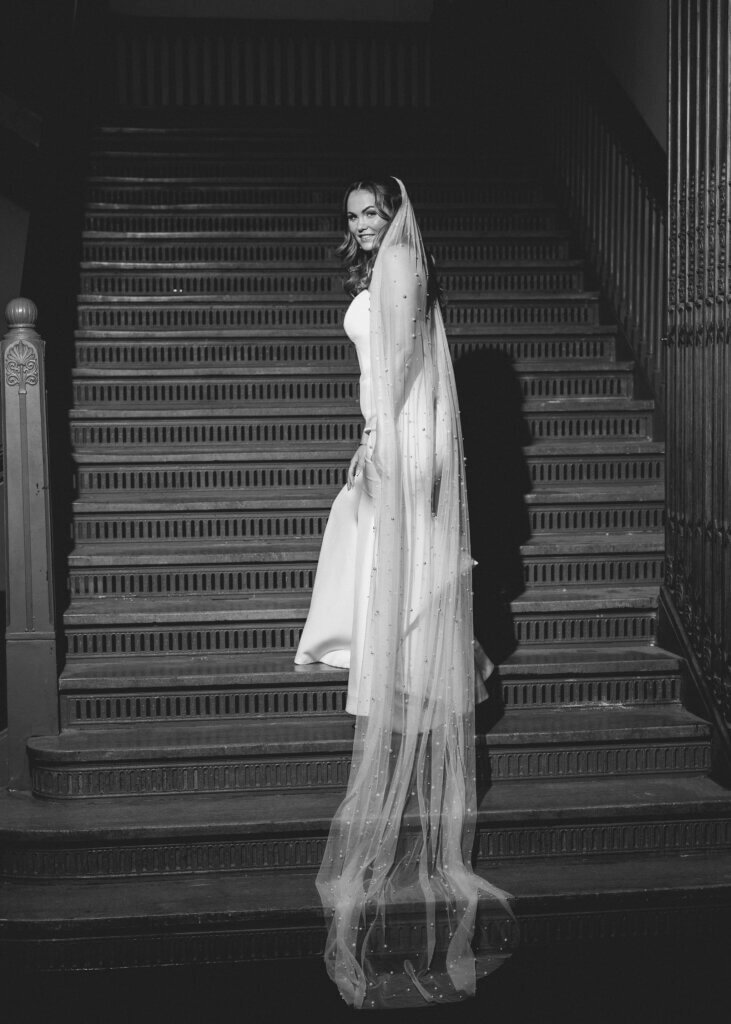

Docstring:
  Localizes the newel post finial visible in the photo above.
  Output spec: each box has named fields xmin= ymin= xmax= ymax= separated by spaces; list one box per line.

xmin=5 ymin=298 xmax=39 ymax=328
xmin=2 ymin=297 xmax=58 ymax=790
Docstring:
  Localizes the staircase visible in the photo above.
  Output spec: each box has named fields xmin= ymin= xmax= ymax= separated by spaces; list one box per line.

xmin=3 ymin=124 xmax=731 ymax=970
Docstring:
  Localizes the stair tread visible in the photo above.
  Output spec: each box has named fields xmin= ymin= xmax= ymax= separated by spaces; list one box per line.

xmin=70 ymin=403 xmax=361 ymax=419
xmin=76 ymin=324 xmax=618 ymax=340
xmin=81 ymin=259 xmax=584 ymax=272
xmin=512 ymin=586 xmax=659 ymax=610
xmin=83 ymin=227 xmax=570 ymax=238
xmin=3 ymin=774 xmax=730 ymax=841
xmin=70 ymin=397 xmax=653 ymax=419
xmin=68 ymin=539 xmax=324 ymax=564
xmin=70 ymin=440 xmax=665 ymax=463
xmin=70 ymin=482 xmax=665 ymax=513
xmin=4 ymin=850 xmax=731 ymax=927
xmin=6 ymin=849 xmax=731 ymax=928
xmin=71 ymin=359 xmax=633 ymax=379
xmin=27 ymin=705 xmax=710 ymax=760
xmin=524 ymin=484 xmax=664 ymax=502
xmin=59 ymin=643 xmax=682 ymax=689
xmin=67 ymin=531 xmax=665 ymax=566
xmin=89 ymin=172 xmax=542 ymax=183
xmin=87 ymin=200 xmax=557 ymax=211
xmin=63 ymin=585 xmax=661 ymax=623
xmin=520 ymin=533 xmax=665 ymax=554
xmin=80 ymin=291 xmax=596 ymax=305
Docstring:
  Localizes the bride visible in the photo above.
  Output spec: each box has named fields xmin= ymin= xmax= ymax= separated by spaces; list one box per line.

xmin=295 ymin=178 xmax=515 ymax=1008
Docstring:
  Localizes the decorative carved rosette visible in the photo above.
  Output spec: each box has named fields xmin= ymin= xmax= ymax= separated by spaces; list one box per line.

xmin=5 ymin=337 xmax=39 ymax=394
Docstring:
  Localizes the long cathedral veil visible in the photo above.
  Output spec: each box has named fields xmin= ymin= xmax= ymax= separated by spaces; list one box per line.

xmin=316 ymin=179 xmax=516 ymax=1009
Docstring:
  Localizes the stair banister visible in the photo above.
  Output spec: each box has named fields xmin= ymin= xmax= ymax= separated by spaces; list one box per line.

xmin=541 ymin=47 xmax=668 ymax=416
xmin=2 ymin=298 xmax=58 ymax=790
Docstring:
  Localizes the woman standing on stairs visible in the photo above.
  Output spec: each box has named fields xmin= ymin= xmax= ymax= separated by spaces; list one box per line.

xmin=295 ymin=178 xmax=515 ymax=1009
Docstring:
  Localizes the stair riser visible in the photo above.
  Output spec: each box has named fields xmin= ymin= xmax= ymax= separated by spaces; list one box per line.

xmin=59 ymin=674 xmax=682 ymax=728
xmin=70 ymin=503 xmax=665 ymax=546
xmin=529 ymin=503 xmax=664 ymax=534
xmin=75 ymin=299 xmax=599 ymax=332
xmin=5 ymin=813 xmax=729 ymax=881
xmin=61 ymin=611 xmax=658 ymax=660
xmin=73 ymin=335 xmax=619 ymax=369
xmin=79 ymin=268 xmax=585 ymax=296
xmin=87 ymin=155 xmax=537 ymax=177
xmin=71 ymin=370 xmax=633 ymax=406
xmin=82 ymin=237 xmax=572 ymax=263
xmin=27 ymin=738 xmax=710 ymax=799
xmin=86 ymin=183 xmax=547 ymax=205
xmin=526 ymin=455 xmax=663 ymax=486
xmin=80 ymin=268 xmax=586 ymax=296
xmin=69 ymin=412 xmax=652 ymax=452
xmin=66 ymin=553 xmax=665 ymax=598
xmin=84 ymin=210 xmax=559 ymax=234
xmin=524 ymin=556 xmax=664 ymax=588
xmin=68 ymin=565 xmax=317 ymax=598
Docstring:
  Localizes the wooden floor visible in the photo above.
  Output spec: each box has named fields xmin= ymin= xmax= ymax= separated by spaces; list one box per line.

xmin=3 ymin=938 xmax=726 ymax=1024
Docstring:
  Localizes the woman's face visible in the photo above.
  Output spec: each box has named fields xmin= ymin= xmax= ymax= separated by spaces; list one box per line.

xmin=346 ymin=189 xmax=390 ymax=251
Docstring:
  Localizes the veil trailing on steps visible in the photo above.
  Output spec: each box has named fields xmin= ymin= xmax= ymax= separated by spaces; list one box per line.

xmin=316 ymin=179 xmax=517 ymax=1009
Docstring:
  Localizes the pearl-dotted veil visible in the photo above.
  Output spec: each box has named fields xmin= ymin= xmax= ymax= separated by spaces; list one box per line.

xmin=316 ymin=179 xmax=516 ymax=1009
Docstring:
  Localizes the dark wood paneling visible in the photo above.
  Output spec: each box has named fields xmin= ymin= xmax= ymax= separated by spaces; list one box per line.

xmin=666 ymin=0 xmax=731 ymax=730
xmin=111 ymin=18 xmax=431 ymax=109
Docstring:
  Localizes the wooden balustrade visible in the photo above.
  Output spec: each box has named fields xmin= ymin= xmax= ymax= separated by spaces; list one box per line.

xmin=541 ymin=52 xmax=667 ymax=412
xmin=539 ymin=22 xmax=730 ymax=759
xmin=2 ymin=299 xmax=58 ymax=789
xmin=664 ymin=0 xmax=731 ymax=749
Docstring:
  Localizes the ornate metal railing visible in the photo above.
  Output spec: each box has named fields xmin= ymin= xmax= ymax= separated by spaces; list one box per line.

xmin=665 ymin=0 xmax=731 ymax=748
xmin=541 ymin=51 xmax=667 ymax=411
xmin=1 ymin=299 xmax=58 ymax=789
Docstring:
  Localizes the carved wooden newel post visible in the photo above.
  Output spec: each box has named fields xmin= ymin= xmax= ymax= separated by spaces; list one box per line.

xmin=2 ymin=299 xmax=58 ymax=789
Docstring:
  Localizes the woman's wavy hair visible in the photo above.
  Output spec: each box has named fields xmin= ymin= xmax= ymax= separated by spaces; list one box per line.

xmin=336 ymin=178 xmax=443 ymax=314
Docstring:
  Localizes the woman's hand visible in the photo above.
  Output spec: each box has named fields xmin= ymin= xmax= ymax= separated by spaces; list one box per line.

xmin=347 ymin=444 xmax=366 ymax=490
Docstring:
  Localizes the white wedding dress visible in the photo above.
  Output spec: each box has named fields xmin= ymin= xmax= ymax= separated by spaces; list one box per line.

xmin=294 ymin=286 xmax=492 ymax=715
xmin=294 ymin=288 xmax=378 ymax=715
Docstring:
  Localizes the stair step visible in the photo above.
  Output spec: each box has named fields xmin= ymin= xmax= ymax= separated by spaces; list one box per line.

xmin=57 ymin=645 xmax=683 ymax=727
xmin=73 ymin=330 xmax=621 ymax=369
xmin=61 ymin=586 xmax=661 ymax=658
xmin=70 ymin=446 xmax=660 ymax=498
xmin=87 ymin=152 xmax=540 ymax=178
xmin=85 ymin=178 xmax=548 ymax=206
xmin=523 ymin=439 xmax=664 ymax=487
xmin=69 ymin=401 xmax=654 ymax=452
xmin=65 ymin=539 xmax=665 ymax=598
xmin=82 ymin=233 xmax=574 ymax=264
xmin=26 ymin=706 xmax=711 ymax=798
xmin=4 ymin=849 xmax=731 ymax=970
xmin=70 ymin=362 xmax=636 ymax=404
xmin=83 ymin=204 xmax=561 ymax=236
xmin=70 ymin=358 xmax=626 ymax=377
xmin=4 ymin=775 xmax=731 ymax=881
xmin=79 ymin=263 xmax=586 ymax=297
xmin=70 ymin=467 xmax=659 ymax=500
xmin=524 ymin=484 xmax=664 ymax=533
xmin=69 ymin=482 xmax=665 ymax=546
xmin=76 ymin=295 xmax=601 ymax=332
xmin=67 ymin=529 xmax=664 ymax=564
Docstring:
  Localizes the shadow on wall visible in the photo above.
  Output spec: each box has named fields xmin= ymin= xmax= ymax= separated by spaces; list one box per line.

xmin=454 ymin=347 xmax=532 ymax=671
